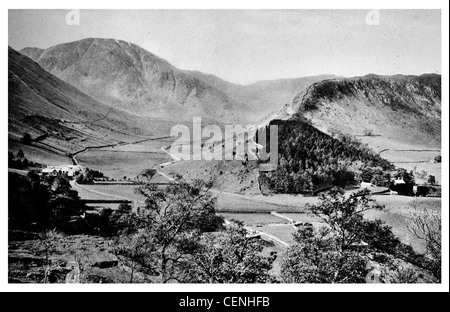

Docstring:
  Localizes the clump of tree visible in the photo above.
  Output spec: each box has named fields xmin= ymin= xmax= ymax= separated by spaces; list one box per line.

xmin=76 ymin=168 xmax=105 ymax=184
xmin=427 ymin=175 xmax=437 ymax=185
xmin=114 ymin=178 xmax=224 ymax=282
xmin=113 ymin=177 xmax=275 ymax=283
xmin=359 ymin=167 xmax=390 ymax=186
xmin=8 ymin=150 xmax=41 ymax=170
xmin=434 ymin=155 xmax=441 ymax=163
xmin=259 ymin=120 xmax=393 ymax=194
xmin=281 ymin=190 xmax=439 ymax=283
xmin=9 ymin=172 xmax=86 ymax=232
xmin=189 ymin=223 xmax=276 ymax=283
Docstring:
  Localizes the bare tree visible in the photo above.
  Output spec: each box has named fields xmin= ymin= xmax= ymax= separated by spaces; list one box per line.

xmin=407 ymin=200 xmax=441 ymax=280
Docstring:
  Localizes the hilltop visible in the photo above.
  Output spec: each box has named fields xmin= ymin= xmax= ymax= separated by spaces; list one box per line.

xmin=9 ymin=46 xmax=170 ymax=162
xmin=269 ymin=74 xmax=441 ymax=150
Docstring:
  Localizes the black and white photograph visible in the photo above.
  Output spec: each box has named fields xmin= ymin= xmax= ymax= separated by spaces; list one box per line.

xmin=3 ymin=1 xmax=449 ymax=293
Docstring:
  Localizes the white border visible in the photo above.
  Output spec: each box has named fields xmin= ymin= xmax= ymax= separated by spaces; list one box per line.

xmin=2 ymin=0 xmax=449 ymax=293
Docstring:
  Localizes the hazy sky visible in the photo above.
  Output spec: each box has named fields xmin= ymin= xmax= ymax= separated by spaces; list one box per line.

xmin=8 ymin=10 xmax=441 ymax=85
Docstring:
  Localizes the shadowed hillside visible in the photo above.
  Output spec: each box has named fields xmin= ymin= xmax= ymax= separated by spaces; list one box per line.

xmin=9 ymin=46 xmax=169 ymax=156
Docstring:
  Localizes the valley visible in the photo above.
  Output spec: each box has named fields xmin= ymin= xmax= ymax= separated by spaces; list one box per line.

xmin=8 ymin=38 xmax=442 ymax=284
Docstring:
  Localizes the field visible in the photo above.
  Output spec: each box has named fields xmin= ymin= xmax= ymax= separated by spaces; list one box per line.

xmin=76 ymin=184 xmax=146 ymax=202
xmin=9 ymin=140 xmax=72 ymax=166
xmin=76 ymin=149 xmax=171 ymax=180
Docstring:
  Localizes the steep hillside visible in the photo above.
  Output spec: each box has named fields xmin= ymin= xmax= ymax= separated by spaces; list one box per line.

xmin=20 ymin=38 xmax=240 ymax=123
xmin=9 ymin=47 xmax=166 ymax=157
xmin=273 ymin=74 xmax=441 ymax=150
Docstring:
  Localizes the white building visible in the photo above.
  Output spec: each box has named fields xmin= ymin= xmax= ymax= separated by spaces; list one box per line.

xmin=360 ymin=182 xmax=374 ymax=188
xmin=42 ymin=165 xmax=82 ymax=177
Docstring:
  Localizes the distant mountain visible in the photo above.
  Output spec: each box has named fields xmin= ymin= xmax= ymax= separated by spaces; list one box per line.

xmin=186 ymin=71 xmax=336 ymax=121
xmin=19 ymin=47 xmax=44 ymax=61
xmin=21 ymin=38 xmax=334 ymax=124
xmin=9 ymin=46 xmax=164 ymax=154
xmin=20 ymin=38 xmax=240 ymax=123
xmin=270 ymin=74 xmax=441 ymax=149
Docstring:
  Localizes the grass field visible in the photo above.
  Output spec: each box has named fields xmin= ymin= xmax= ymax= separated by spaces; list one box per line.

xmin=77 ymin=149 xmax=171 ymax=180
xmin=9 ymin=140 xmax=72 ymax=166
xmin=76 ymin=184 xmax=146 ymax=202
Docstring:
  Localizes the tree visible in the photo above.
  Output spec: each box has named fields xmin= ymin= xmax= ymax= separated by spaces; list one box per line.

xmin=281 ymin=190 xmax=391 ymax=283
xmin=139 ymin=169 xmax=157 ymax=182
xmin=16 ymin=149 xmax=25 ymax=159
xmin=370 ymin=174 xmax=385 ymax=186
xmin=114 ymin=230 xmax=157 ymax=283
xmin=20 ymin=133 xmax=32 ymax=145
xmin=407 ymin=201 xmax=441 ymax=281
xmin=9 ymin=172 xmax=85 ymax=231
xmin=188 ymin=223 xmax=276 ymax=283
xmin=427 ymin=175 xmax=437 ymax=185
xmin=117 ymin=178 xmax=223 ymax=283
xmin=282 ymin=225 xmax=368 ymax=283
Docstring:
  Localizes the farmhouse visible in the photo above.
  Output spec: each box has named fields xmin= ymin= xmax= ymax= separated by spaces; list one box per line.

xmin=41 ymin=165 xmax=82 ymax=178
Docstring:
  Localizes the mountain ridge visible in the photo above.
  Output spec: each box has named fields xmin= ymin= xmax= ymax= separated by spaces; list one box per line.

xmin=20 ymin=38 xmax=335 ymax=123
xmin=270 ymin=73 xmax=441 ymax=150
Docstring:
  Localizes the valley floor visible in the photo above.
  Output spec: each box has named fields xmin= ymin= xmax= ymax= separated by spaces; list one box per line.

xmin=9 ymin=132 xmax=442 ymax=283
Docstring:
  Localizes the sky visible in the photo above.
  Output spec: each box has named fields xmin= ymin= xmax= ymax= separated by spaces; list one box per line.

xmin=8 ymin=9 xmax=441 ymax=85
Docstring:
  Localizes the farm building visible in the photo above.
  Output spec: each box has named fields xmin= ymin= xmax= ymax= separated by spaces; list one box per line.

xmin=389 ymin=183 xmax=430 ymax=197
xmin=41 ymin=165 xmax=82 ymax=177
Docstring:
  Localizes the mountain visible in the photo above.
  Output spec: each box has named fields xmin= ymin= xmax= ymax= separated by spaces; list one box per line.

xmin=270 ymin=74 xmax=441 ymax=150
xmin=186 ymin=71 xmax=336 ymax=121
xmin=20 ymin=38 xmax=240 ymax=123
xmin=19 ymin=47 xmax=44 ymax=61
xmin=21 ymin=38 xmax=334 ymax=124
xmin=9 ymin=46 xmax=166 ymax=155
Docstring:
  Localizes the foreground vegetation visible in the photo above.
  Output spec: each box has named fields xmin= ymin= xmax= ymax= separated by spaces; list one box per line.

xmin=8 ymin=173 xmax=440 ymax=283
